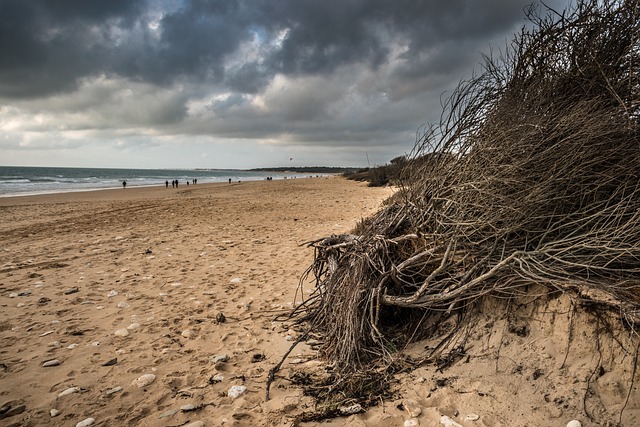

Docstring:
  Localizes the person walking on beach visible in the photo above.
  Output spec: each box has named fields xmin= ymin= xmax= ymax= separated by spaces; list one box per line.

xmin=122 ymin=181 xmax=126 ymax=189
xmin=165 ymin=180 xmax=169 ymax=188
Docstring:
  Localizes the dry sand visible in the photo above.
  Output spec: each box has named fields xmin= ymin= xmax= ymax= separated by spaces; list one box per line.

xmin=0 ymin=176 xmax=638 ymax=427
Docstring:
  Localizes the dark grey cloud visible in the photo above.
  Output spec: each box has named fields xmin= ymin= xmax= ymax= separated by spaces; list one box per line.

xmin=0 ymin=0 xmax=573 ymax=168
xmin=0 ymin=0 xmax=569 ymax=99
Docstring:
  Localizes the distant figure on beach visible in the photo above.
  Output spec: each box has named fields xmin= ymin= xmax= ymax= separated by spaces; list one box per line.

xmin=122 ymin=181 xmax=126 ymax=189
xmin=186 ymin=181 xmax=189 ymax=186
xmin=165 ymin=180 xmax=169 ymax=188
xmin=176 ymin=180 xmax=179 ymax=187
xmin=228 ymin=178 xmax=232 ymax=184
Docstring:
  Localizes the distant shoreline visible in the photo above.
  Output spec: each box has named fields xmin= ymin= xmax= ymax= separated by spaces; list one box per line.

xmin=248 ymin=166 xmax=357 ymax=174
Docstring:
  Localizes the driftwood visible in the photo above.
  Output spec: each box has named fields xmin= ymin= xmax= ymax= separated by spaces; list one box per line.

xmin=292 ymin=0 xmax=640 ymax=371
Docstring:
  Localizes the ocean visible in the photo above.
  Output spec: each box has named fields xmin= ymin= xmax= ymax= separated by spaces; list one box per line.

xmin=0 ymin=166 xmax=306 ymax=197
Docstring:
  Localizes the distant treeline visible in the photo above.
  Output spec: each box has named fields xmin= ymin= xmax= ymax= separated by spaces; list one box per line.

xmin=343 ymin=156 xmax=407 ymax=187
xmin=249 ymin=166 xmax=358 ymax=174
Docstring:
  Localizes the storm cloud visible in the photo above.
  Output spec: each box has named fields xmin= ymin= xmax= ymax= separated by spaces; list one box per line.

xmin=0 ymin=0 xmax=570 ymax=168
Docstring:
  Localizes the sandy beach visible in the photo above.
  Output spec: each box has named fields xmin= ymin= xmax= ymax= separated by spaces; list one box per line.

xmin=0 ymin=177 xmax=392 ymax=426
xmin=1 ymin=176 xmax=639 ymax=427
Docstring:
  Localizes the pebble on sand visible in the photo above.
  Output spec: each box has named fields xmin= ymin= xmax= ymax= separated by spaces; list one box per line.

xmin=58 ymin=386 xmax=80 ymax=397
xmin=132 ymin=374 xmax=156 ymax=388
xmin=75 ymin=417 xmax=95 ymax=427
xmin=567 ymin=421 xmax=582 ymax=427
xmin=50 ymin=409 xmax=60 ymax=417
xmin=42 ymin=359 xmax=61 ymax=367
xmin=211 ymin=353 xmax=229 ymax=362
xmin=114 ymin=328 xmax=129 ymax=337
xmin=105 ymin=386 xmax=123 ymax=396
xmin=404 ymin=419 xmax=420 ymax=427
xmin=440 ymin=415 xmax=463 ymax=427
xmin=402 ymin=399 xmax=422 ymax=418
xmin=228 ymin=385 xmax=247 ymax=399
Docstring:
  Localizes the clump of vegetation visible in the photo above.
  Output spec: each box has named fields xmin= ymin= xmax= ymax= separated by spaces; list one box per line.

xmin=291 ymin=0 xmax=640 ymax=373
xmin=344 ymin=156 xmax=407 ymax=187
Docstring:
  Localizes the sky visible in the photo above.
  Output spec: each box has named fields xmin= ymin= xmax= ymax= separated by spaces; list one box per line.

xmin=0 ymin=0 xmax=571 ymax=170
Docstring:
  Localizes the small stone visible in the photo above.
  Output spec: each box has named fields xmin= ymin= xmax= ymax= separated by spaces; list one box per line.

xmin=215 ymin=312 xmax=226 ymax=323
xmin=209 ymin=374 xmax=224 ymax=383
xmin=105 ymin=386 xmax=123 ymax=396
xmin=127 ymin=322 xmax=140 ymax=330
xmin=440 ymin=415 xmax=463 ymax=427
xmin=251 ymin=353 xmax=265 ymax=363
xmin=67 ymin=343 xmax=79 ymax=349
xmin=227 ymin=385 xmax=247 ymax=398
xmin=16 ymin=303 xmax=25 ymax=308
xmin=76 ymin=417 xmax=95 ymax=427
xmin=158 ymin=409 xmax=179 ymax=419
xmin=107 ymin=290 xmax=118 ymax=298
xmin=403 ymin=399 xmax=422 ymax=418
xmin=49 ymin=341 xmax=60 ymax=347
xmin=58 ymin=387 xmax=80 ymax=397
xmin=64 ymin=287 xmax=79 ymax=295
xmin=465 ymin=414 xmax=480 ymax=421
xmin=404 ymin=419 xmax=420 ymax=427
xmin=181 ymin=330 xmax=193 ymax=338
xmin=566 ymin=421 xmax=582 ymax=427
xmin=50 ymin=409 xmax=60 ymax=417
xmin=114 ymin=328 xmax=129 ymax=337
xmin=102 ymin=358 xmax=117 ymax=366
xmin=9 ymin=293 xmax=18 ymax=298
xmin=285 ymin=335 xmax=294 ymax=341
xmin=229 ymin=278 xmax=242 ymax=283
xmin=210 ymin=354 xmax=229 ymax=364
xmin=43 ymin=359 xmax=61 ymax=367
xmin=40 ymin=330 xmax=54 ymax=337
xmin=132 ymin=373 xmax=156 ymax=388
xmin=116 ymin=301 xmax=129 ymax=309
xmin=180 ymin=404 xmax=196 ymax=411
xmin=18 ymin=291 xmax=31 ymax=296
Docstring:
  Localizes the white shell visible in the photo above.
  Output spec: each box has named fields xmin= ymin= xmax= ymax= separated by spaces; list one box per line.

xmin=131 ymin=374 xmax=156 ymax=387
xmin=76 ymin=418 xmax=95 ymax=427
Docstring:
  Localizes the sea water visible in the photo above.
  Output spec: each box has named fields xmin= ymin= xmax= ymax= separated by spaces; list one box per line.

xmin=0 ymin=166 xmax=304 ymax=197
